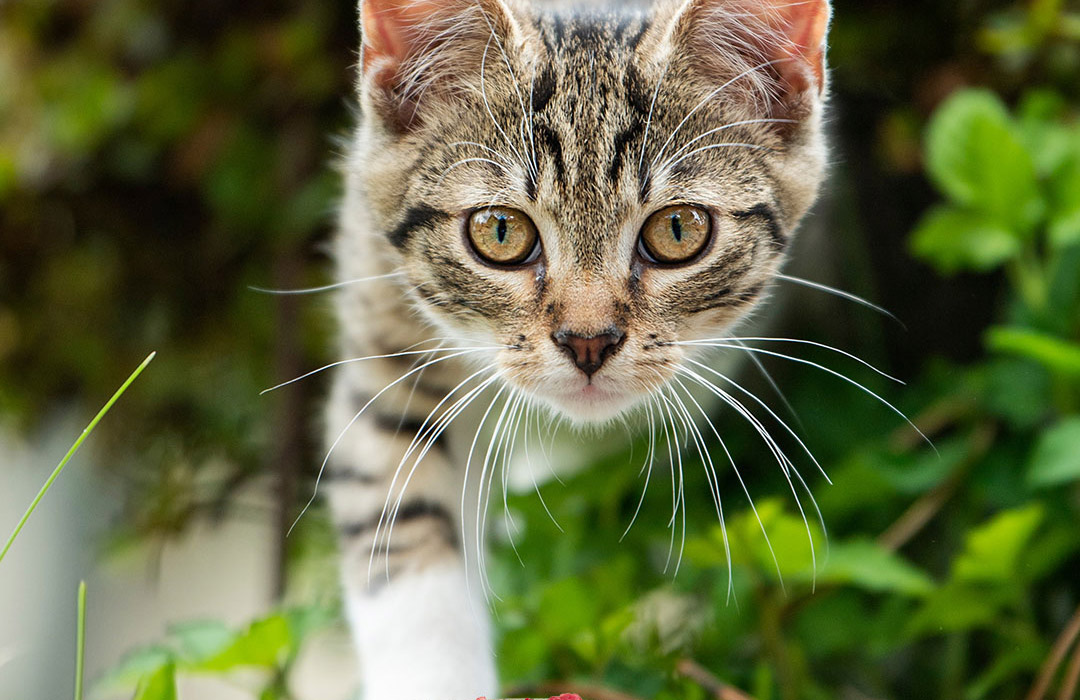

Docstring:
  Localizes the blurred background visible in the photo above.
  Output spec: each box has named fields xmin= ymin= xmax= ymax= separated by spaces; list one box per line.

xmin=1 ymin=0 xmax=1078 ymax=699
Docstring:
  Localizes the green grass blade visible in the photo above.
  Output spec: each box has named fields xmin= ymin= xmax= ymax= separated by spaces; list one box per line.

xmin=0 ymin=351 xmax=156 ymax=565
xmin=75 ymin=581 xmax=86 ymax=700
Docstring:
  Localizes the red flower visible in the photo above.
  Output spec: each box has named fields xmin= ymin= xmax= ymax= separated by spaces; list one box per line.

xmin=476 ymin=695 xmax=582 ymax=700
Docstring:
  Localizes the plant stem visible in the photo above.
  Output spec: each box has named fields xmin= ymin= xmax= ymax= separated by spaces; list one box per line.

xmin=677 ymin=658 xmax=757 ymax=700
xmin=1011 ymin=247 xmax=1050 ymax=316
xmin=1058 ymin=640 xmax=1080 ymax=700
xmin=75 ymin=581 xmax=86 ymax=700
xmin=1027 ymin=604 xmax=1080 ymax=700
xmin=0 ymin=352 xmax=156 ymax=565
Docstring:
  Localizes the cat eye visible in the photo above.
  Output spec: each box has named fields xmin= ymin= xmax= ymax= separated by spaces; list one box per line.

xmin=638 ymin=205 xmax=712 ymax=265
xmin=467 ymin=207 xmax=541 ymax=266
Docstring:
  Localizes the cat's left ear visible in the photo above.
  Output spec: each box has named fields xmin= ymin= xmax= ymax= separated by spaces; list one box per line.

xmin=649 ymin=0 xmax=832 ymax=115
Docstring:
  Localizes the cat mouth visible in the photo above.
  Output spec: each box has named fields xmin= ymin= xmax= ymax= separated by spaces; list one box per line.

xmin=579 ymin=384 xmax=619 ymax=400
xmin=538 ymin=379 xmax=639 ymax=423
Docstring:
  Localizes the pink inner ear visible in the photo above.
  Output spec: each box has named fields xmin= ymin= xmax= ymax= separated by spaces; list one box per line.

xmin=360 ymin=0 xmax=445 ymax=74
xmin=768 ymin=0 xmax=830 ymax=91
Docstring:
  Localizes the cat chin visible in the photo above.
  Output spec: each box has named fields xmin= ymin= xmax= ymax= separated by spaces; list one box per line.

xmin=535 ymin=384 xmax=642 ymax=426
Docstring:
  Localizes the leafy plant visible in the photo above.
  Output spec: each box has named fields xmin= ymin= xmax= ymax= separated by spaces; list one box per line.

xmin=913 ymin=88 xmax=1080 ymax=408
xmin=101 ymin=608 xmax=336 ymax=700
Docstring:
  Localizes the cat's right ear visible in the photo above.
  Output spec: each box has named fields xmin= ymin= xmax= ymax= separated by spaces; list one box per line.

xmin=359 ymin=0 xmax=527 ymax=132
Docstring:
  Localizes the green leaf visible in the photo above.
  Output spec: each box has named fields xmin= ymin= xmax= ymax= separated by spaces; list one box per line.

xmin=908 ymin=582 xmax=1015 ymax=635
xmin=820 ymin=540 xmax=935 ymax=597
xmin=0 ymin=151 xmax=15 ymax=201
xmin=187 ymin=615 xmax=293 ymax=672
xmin=986 ymin=327 xmax=1080 ymax=377
xmin=1 ymin=352 xmax=156 ymax=565
xmin=724 ymin=499 xmax=825 ymax=583
xmin=981 ymin=358 xmax=1053 ymax=428
xmin=132 ymin=662 xmax=177 ymax=700
xmin=169 ymin=621 xmax=234 ymax=664
xmin=94 ymin=647 xmax=174 ymax=690
xmin=925 ymin=89 xmax=1044 ymax=234
xmin=907 ymin=509 xmax=1045 ymax=636
xmin=497 ymin=627 xmax=548 ymax=680
xmin=911 ymin=206 xmax=1021 ymax=274
xmin=537 ymin=578 xmax=599 ymax=643
xmin=283 ymin=606 xmax=337 ymax=644
xmin=1048 ymin=149 xmax=1080 ymax=249
xmin=1017 ymin=90 xmax=1074 ymax=175
xmin=1027 ymin=416 xmax=1080 ymax=487
xmin=954 ymin=505 xmax=1044 ymax=583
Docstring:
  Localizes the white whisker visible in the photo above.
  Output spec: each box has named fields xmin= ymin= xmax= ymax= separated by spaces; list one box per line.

xmin=703 ymin=336 xmax=903 ymax=384
xmin=662 ymin=142 xmax=772 ymax=173
xmin=372 ymin=368 xmax=501 ymax=580
xmin=674 ymin=368 xmax=795 ymax=589
xmin=655 ymin=393 xmax=685 ymax=575
xmin=667 ymin=377 xmax=740 ymax=602
xmin=664 ymin=385 xmax=724 ymax=580
xmin=637 ymin=58 xmax=673 ymax=195
xmin=776 ymin=273 xmax=903 ymax=325
xmin=622 ymin=399 xmax=658 ymax=541
xmin=437 ymin=157 xmax=512 ymax=185
xmin=682 ymin=342 xmax=934 ymax=452
xmin=731 ymin=338 xmax=805 ymax=431
xmin=249 ymin=272 xmax=406 ymax=296
xmin=651 ymin=58 xmax=787 ymax=171
xmin=523 ymin=400 xmax=563 ymax=533
xmin=449 ymin=141 xmax=515 ymax=167
xmin=476 ymin=388 xmax=518 ymax=601
xmin=498 ymin=394 xmax=527 ymax=563
xmin=676 ymin=366 xmax=824 ymax=588
xmin=657 ymin=118 xmax=796 ymax=173
xmin=262 ymin=345 xmax=504 ymax=395
xmin=684 ymin=358 xmax=830 ymax=485
xmin=479 ymin=35 xmax=529 ymax=180
xmin=296 ymin=350 xmax=481 ymax=539
xmin=461 ymin=384 xmax=509 ymax=604
xmin=478 ymin=8 xmax=537 ymax=181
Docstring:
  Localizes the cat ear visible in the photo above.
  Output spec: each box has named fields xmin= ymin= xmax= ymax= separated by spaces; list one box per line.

xmin=761 ymin=0 xmax=830 ymax=95
xmin=654 ymin=0 xmax=831 ymax=116
xmin=359 ymin=0 xmax=525 ymax=130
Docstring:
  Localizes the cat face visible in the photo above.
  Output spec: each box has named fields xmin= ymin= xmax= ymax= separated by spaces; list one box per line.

xmin=350 ymin=0 xmax=830 ymax=422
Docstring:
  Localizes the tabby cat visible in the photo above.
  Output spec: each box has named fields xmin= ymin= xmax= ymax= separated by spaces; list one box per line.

xmin=325 ymin=0 xmax=830 ymax=696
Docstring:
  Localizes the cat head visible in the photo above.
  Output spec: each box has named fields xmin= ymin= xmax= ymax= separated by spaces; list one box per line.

xmin=348 ymin=0 xmax=831 ymax=422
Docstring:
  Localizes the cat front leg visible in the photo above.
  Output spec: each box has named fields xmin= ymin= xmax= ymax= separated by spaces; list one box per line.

xmin=324 ymin=362 xmax=497 ymax=700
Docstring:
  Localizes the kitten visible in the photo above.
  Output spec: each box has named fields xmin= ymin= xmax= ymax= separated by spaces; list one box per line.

xmin=325 ymin=0 xmax=830 ymax=697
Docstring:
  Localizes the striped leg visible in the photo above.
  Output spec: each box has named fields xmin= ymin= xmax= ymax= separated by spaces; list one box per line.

xmin=324 ymin=359 xmax=497 ymax=700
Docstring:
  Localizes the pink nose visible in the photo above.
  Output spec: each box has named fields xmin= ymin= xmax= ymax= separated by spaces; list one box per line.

xmin=552 ymin=330 xmax=626 ymax=377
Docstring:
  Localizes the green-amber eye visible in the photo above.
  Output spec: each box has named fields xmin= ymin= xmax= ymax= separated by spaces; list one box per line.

xmin=639 ymin=205 xmax=712 ymax=264
xmin=467 ymin=207 xmax=540 ymax=266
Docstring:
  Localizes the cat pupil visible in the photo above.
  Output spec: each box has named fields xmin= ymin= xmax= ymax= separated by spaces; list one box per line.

xmin=671 ymin=214 xmax=683 ymax=243
xmin=496 ymin=217 xmax=508 ymax=244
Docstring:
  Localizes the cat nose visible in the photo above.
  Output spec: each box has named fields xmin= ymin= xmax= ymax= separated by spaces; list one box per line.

xmin=552 ymin=329 xmax=626 ymax=377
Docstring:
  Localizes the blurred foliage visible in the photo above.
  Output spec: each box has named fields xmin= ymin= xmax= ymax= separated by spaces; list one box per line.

xmin=0 ymin=0 xmax=353 ymax=541
xmin=3 ymin=0 xmax=1080 ymax=699
xmin=100 ymin=607 xmax=336 ymax=700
